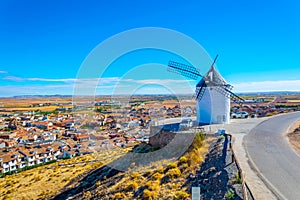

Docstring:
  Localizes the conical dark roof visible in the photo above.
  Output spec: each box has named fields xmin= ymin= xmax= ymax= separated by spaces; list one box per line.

xmin=196 ymin=65 xmax=226 ymax=87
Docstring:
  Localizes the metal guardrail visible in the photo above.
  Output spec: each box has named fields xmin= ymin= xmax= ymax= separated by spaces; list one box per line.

xmin=226 ymin=134 xmax=255 ymax=200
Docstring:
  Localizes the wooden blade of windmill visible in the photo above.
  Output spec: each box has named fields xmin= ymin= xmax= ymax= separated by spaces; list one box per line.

xmin=193 ymin=81 xmax=206 ymax=100
xmin=168 ymin=60 xmax=203 ymax=80
xmin=214 ymin=85 xmax=231 ymax=97
xmin=213 ymin=85 xmax=244 ymax=105
xmin=223 ymin=87 xmax=245 ymax=105
xmin=193 ymin=87 xmax=200 ymax=99
xmin=197 ymin=86 xmax=206 ymax=100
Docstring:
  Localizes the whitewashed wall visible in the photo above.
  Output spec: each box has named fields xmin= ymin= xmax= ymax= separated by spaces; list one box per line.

xmin=196 ymin=87 xmax=230 ymax=125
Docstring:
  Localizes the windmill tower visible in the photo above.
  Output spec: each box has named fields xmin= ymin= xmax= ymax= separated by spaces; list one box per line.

xmin=168 ymin=55 xmax=244 ymax=125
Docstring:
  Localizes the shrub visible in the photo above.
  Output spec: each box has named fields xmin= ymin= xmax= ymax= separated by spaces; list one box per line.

xmin=39 ymin=191 xmax=47 ymax=197
xmin=83 ymin=191 xmax=92 ymax=199
xmin=33 ymin=175 xmax=42 ymax=182
xmin=157 ymin=167 xmax=164 ymax=174
xmin=131 ymin=172 xmax=141 ymax=179
xmin=143 ymin=189 xmax=157 ymax=200
xmin=114 ymin=192 xmax=125 ymax=199
xmin=166 ymin=162 xmax=177 ymax=170
xmin=127 ymin=181 xmax=138 ymax=191
xmin=143 ymin=170 xmax=153 ymax=177
xmin=179 ymin=156 xmax=188 ymax=164
xmin=152 ymin=172 xmax=162 ymax=180
xmin=235 ymin=173 xmax=242 ymax=184
xmin=181 ymin=163 xmax=189 ymax=169
xmin=171 ymin=183 xmax=181 ymax=190
xmin=189 ymin=151 xmax=202 ymax=165
xmin=174 ymin=191 xmax=190 ymax=200
xmin=62 ymin=177 xmax=70 ymax=182
xmin=225 ymin=188 xmax=235 ymax=199
xmin=146 ymin=180 xmax=160 ymax=191
xmin=3 ymin=194 xmax=11 ymax=200
xmin=6 ymin=189 xmax=12 ymax=194
xmin=195 ymin=132 xmax=206 ymax=142
xmin=166 ymin=168 xmax=181 ymax=179
xmin=95 ymin=180 xmax=101 ymax=187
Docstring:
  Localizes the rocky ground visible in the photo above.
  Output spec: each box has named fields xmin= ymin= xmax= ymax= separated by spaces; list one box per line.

xmin=287 ymin=121 xmax=300 ymax=154
xmin=192 ymin=136 xmax=244 ymax=200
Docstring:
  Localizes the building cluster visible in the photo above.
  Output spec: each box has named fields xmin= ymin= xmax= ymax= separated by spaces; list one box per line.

xmin=231 ymin=96 xmax=300 ymax=117
xmin=0 ymin=145 xmax=61 ymax=173
xmin=1 ymin=96 xmax=299 ymax=174
xmin=0 ymin=100 xmax=190 ymax=174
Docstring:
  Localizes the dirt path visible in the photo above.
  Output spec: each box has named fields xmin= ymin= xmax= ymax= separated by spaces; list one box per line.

xmin=287 ymin=120 xmax=300 ymax=155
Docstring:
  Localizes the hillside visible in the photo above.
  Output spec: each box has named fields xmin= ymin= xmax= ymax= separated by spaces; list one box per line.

xmin=52 ymin=133 xmax=244 ymax=200
xmin=0 ymin=149 xmax=129 ymax=200
xmin=0 ymin=133 xmax=245 ymax=200
xmin=52 ymin=133 xmax=211 ymax=200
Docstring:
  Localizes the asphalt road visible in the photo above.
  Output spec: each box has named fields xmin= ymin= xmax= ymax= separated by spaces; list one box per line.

xmin=244 ymin=112 xmax=300 ymax=200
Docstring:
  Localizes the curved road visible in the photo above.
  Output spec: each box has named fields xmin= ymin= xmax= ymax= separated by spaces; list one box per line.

xmin=244 ymin=112 xmax=300 ymax=200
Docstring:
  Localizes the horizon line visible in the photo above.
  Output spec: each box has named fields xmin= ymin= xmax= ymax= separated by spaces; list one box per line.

xmin=0 ymin=90 xmax=300 ymax=98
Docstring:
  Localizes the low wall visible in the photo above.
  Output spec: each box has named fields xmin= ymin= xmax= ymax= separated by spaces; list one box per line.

xmin=148 ymin=130 xmax=176 ymax=148
xmin=227 ymin=134 xmax=255 ymax=200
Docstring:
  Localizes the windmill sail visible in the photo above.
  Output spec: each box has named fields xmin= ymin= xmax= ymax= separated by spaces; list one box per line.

xmin=193 ymin=79 xmax=206 ymax=100
xmin=167 ymin=54 xmax=245 ymax=124
xmin=168 ymin=57 xmax=244 ymax=104
xmin=168 ymin=61 xmax=202 ymax=80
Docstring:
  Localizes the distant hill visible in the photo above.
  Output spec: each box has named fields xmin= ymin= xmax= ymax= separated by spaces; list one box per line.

xmin=6 ymin=91 xmax=300 ymax=99
xmin=12 ymin=95 xmax=73 ymax=99
xmin=238 ymin=91 xmax=300 ymax=96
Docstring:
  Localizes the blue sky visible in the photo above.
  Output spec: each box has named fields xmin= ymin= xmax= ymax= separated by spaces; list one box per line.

xmin=0 ymin=0 xmax=299 ymax=96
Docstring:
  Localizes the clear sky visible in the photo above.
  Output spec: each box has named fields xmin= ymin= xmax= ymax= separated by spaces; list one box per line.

xmin=0 ymin=0 xmax=299 ymax=96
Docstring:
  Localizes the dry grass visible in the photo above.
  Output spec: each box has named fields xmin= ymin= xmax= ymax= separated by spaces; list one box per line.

xmin=1 ymin=106 xmax=60 ymax=112
xmin=179 ymin=156 xmax=188 ymax=164
xmin=0 ymin=130 xmax=212 ymax=199
xmin=166 ymin=167 xmax=181 ymax=179
xmin=0 ymin=148 xmax=128 ymax=200
xmin=174 ymin=190 xmax=190 ymax=199
xmin=114 ymin=192 xmax=127 ymax=199
xmin=284 ymin=95 xmax=300 ymax=101
xmin=143 ymin=189 xmax=158 ymax=200
xmin=92 ymin=133 xmax=213 ymax=199
xmin=0 ymin=98 xmax=71 ymax=107
xmin=288 ymin=100 xmax=300 ymax=103
xmin=0 ymin=97 xmax=74 ymax=113
xmin=166 ymin=162 xmax=177 ymax=170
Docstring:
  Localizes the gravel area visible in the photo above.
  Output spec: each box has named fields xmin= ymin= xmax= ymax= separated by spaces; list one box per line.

xmin=192 ymin=136 xmax=244 ymax=200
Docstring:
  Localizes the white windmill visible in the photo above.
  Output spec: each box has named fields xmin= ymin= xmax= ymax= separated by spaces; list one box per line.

xmin=168 ymin=55 xmax=244 ymax=125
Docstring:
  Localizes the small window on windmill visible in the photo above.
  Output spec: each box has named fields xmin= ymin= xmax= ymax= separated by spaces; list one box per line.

xmin=217 ymin=115 xmax=222 ymax=123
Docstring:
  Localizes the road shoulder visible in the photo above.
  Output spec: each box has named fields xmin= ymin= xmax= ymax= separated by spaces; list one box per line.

xmin=203 ymin=118 xmax=277 ymax=200
xmin=286 ymin=120 xmax=300 ymax=155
